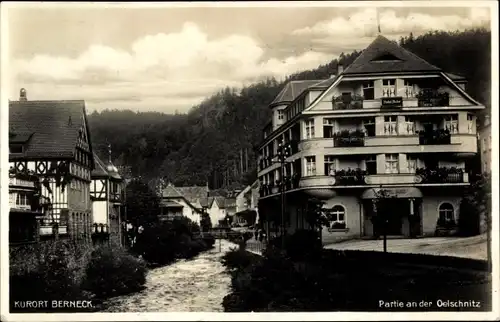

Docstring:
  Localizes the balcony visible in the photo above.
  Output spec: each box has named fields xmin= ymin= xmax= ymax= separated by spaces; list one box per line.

xmin=259 ymin=174 xmax=301 ymax=197
xmin=416 ymin=89 xmax=450 ymax=107
xmin=332 ymin=94 xmax=363 ymax=110
xmin=299 ymin=176 xmax=336 ymax=199
xmin=418 ymin=129 xmax=451 ymax=145
xmin=416 ymin=167 xmax=468 ymax=184
xmin=332 ymin=168 xmax=367 ymax=186
xmin=333 ymin=129 xmax=365 ymax=147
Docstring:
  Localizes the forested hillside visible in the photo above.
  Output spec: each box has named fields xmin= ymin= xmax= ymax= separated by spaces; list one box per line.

xmin=88 ymin=28 xmax=491 ymax=189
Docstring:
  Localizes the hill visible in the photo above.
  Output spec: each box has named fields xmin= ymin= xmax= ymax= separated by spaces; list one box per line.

xmin=87 ymin=28 xmax=491 ymax=189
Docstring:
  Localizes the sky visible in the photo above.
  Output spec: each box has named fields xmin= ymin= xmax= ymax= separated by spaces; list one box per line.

xmin=4 ymin=3 xmax=492 ymax=114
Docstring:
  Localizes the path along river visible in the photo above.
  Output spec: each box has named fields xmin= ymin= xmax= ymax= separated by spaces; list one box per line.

xmin=102 ymin=240 xmax=236 ymax=312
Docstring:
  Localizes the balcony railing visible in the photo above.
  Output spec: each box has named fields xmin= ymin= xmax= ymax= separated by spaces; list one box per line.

xmin=332 ymin=94 xmax=363 ymax=110
xmin=416 ymin=167 xmax=466 ymax=183
xmin=333 ymin=129 xmax=365 ymax=147
xmin=259 ymin=174 xmax=301 ymax=197
xmin=416 ymin=89 xmax=450 ymax=107
xmin=418 ymin=129 xmax=451 ymax=145
xmin=332 ymin=168 xmax=367 ymax=186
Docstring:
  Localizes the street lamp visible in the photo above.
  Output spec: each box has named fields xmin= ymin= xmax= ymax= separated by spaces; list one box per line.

xmin=275 ymin=140 xmax=292 ymax=249
xmin=372 ymin=184 xmax=388 ymax=253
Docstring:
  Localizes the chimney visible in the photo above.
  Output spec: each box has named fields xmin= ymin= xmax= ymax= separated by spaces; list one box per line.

xmin=19 ymin=88 xmax=27 ymax=101
xmin=338 ymin=64 xmax=344 ymax=75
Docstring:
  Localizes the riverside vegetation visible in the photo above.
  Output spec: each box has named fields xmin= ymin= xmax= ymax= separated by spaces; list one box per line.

xmin=10 ymin=181 xmax=216 ymax=312
xmin=221 ymin=230 xmax=491 ymax=312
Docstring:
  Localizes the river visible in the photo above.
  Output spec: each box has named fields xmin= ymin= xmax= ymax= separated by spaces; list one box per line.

xmin=102 ymin=239 xmax=236 ymax=312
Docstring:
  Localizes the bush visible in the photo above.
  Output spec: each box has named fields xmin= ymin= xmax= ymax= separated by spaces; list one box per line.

xmin=223 ymin=247 xmax=491 ymax=312
xmin=83 ymin=245 xmax=147 ymax=298
xmin=135 ymin=221 xmax=215 ymax=265
xmin=221 ymin=247 xmax=257 ymax=271
xmin=267 ymin=229 xmax=322 ymax=260
xmin=10 ymin=240 xmax=92 ymax=311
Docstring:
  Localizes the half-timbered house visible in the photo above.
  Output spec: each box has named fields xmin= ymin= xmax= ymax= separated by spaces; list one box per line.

xmin=90 ymin=153 xmax=125 ymax=246
xmin=9 ymin=88 xmax=95 ymax=243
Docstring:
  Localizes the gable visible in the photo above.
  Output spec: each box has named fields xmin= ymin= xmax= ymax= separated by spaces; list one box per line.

xmin=77 ymin=113 xmax=91 ymax=153
xmin=342 ymin=35 xmax=440 ymax=75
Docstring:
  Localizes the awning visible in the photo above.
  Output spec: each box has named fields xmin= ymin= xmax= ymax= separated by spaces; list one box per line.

xmin=160 ymin=200 xmax=184 ymax=208
xmin=234 ymin=209 xmax=257 ymax=217
xmin=361 ymin=187 xmax=423 ymax=199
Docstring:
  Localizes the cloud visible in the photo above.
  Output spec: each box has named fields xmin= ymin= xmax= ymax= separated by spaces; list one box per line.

xmin=11 ymin=22 xmax=332 ymax=112
xmin=292 ymin=8 xmax=490 ymax=38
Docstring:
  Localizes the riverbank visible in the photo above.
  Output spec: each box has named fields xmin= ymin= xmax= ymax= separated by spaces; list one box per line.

xmin=221 ymin=245 xmax=491 ymax=312
xmin=102 ymin=240 xmax=236 ymax=312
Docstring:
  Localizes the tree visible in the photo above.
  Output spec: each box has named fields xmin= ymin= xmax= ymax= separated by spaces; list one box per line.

xmin=200 ymin=210 xmax=212 ymax=232
xmin=370 ymin=188 xmax=397 ymax=251
xmin=125 ymin=178 xmax=161 ymax=227
xmin=305 ymin=197 xmax=329 ymax=231
xmin=459 ymin=173 xmax=491 ymax=236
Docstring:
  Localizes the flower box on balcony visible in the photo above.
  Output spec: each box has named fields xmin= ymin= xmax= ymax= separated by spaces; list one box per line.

xmin=416 ymin=167 xmax=465 ymax=183
xmin=332 ymin=94 xmax=364 ymax=110
xmin=418 ymin=129 xmax=451 ymax=145
xmin=416 ymin=89 xmax=450 ymax=107
xmin=333 ymin=129 xmax=365 ymax=147
xmin=332 ymin=168 xmax=367 ymax=185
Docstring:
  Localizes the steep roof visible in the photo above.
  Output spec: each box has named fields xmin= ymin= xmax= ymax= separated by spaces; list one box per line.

xmin=162 ymin=183 xmax=183 ymax=198
xmin=92 ymin=153 xmax=122 ymax=180
xmin=342 ymin=35 xmax=441 ymax=75
xmin=92 ymin=154 xmax=109 ymax=178
xmin=270 ymin=80 xmax=324 ymax=107
xmin=445 ymin=72 xmax=467 ymax=82
xmin=9 ymin=100 xmax=92 ymax=161
xmin=176 ymin=186 xmax=209 ymax=203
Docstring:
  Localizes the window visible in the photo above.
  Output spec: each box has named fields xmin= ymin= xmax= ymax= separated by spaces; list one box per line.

xmin=366 ymin=155 xmax=377 ymax=175
xmin=326 ymin=205 xmax=346 ymax=230
xmin=305 ymin=156 xmax=316 ymax=176
xmin=403 ymin=80 xmax=415 ymax=98
xmin=384 ymin=116 xmax=398 ymax=135
xmin=404 ymin=116 xmax=415 ymax=135
xmin=438 ymin=203 xmax=455 ymax=224
xmin=362 ymin=81 xmax=374 ymax=100
xmin=278 ymin=110 xmax=284 ymax=120
xmin=444 ymin=115 xmax=458 ymax=134
xmin=407 ymin=155 xmax=417 ymax=173
xmin=385 ymin=154 xmax=399 ymax=174
xmin=382 ymin=79 xmax=396 ymax=97
xmin=467 ymin=114 xmax=474 ymax=134
xmin=16 ymin=193 xmax=29 ymax=206
xmin=324 ymin=156 xmax=336 ymax=176
xmin=305 ymin=119 xmax=315 ymax=139
xmin=363 ymin=117 xmax=376 ymax=137
xmin=323 ymin=118 xmax=335 ymax=138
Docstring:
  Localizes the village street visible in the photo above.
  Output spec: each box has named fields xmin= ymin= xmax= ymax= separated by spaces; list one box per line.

xmin=102 ymin=240 xmax=236 ymax=312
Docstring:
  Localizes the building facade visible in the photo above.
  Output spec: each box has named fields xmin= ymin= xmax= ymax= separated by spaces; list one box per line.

xmin=257 ymin=36 xmax=484 ymax=243
xmin=90 ymin=153 xmax=125 ymax=246
xmin=9 ymin=89 xmax=95 ymax=243
xmin=478 ymin=115 xmax=492 ymax=174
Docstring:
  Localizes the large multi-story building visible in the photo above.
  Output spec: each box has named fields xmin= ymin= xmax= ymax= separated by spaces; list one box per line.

xmin=9 ymin=88 xmax=95 ymax=243
xmin=257 ymin=35 xmax=484 ymax=243
xmin=478 ymin=115 xmax=492 ymax=174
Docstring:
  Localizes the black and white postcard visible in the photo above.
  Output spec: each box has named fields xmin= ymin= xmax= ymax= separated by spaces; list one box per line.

xmin=1 ymin=1 xmax=498 ymax=321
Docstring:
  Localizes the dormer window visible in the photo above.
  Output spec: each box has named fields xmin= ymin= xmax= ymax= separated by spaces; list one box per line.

xmin=371 ymin=53 xmax=402 ymax=62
